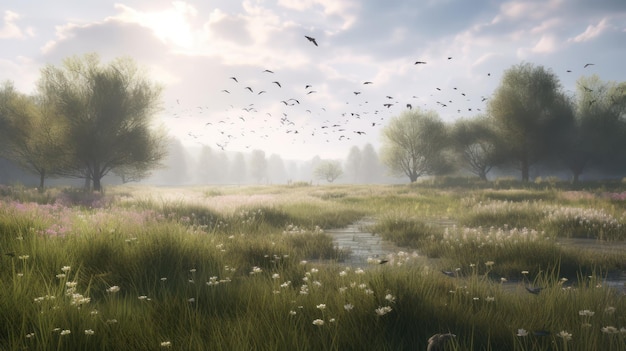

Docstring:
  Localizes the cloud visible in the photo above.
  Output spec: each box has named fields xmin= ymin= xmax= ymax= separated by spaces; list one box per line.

xmin=569 ymin=17 xmax=612 ymax=43
xmin=0 ymin=10 xmax=34 ymax=39
xmin=531 ymin=34 xmax=558 ymax=53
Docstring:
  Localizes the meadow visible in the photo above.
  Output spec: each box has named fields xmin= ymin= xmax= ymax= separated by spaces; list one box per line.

xmin=1 ymin=180 xmax=626 ymax=350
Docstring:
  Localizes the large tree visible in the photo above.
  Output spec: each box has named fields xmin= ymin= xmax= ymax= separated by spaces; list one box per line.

xmin=380 ymin=109 xmax=449 ymax=182
xmin=488 ymin=62 xmax=572 ymax=182
xmin=38 ymin=53 xmax=167 ymax=191
xmin=563 ymin=75 xmax=626 ymax=181
xmin=0 ymin=81 xmax=69 ymax=191
xmin=450 ymin=115 xmax=502 ymax=181
xmin=345 ymin=146 xmax=362 ymax=183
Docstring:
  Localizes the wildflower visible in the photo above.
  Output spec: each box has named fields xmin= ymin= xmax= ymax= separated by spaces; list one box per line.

xmin=601 ymin=326 xmax=619 ymax=334
xmin=60 ymin=329 xmax=71 ymax=336
xmin=339 ymin=270 xmax=348 ymax=277
xmin=280 ymin=281 xmax=291 ymax=288
xmin=90 ymin=310 xmax=99 ymax=316
xmin=138 ymin=295 xmax=148 ymax=300
xmin=56 ymin=274 xmax=66 ymax=279
xmin=272 ymin=273 xmax=280 ymax=279
xmin=316 ymin=304 xmax=326 ymax=310
xmin=385 ymin=294 xmax=396 ymax=303
xmin=485 ymin=261 xmax=494 ymax=267
xmin=18 ymin=255 xmax=29 ymax=260
xmin=310 ymin=268 xmax=319 ymax=274
xmin=339 ymin=287 xmax=347 ymax=293
xmin=364 ymin=289 xmax=374 ymax=295
xmin=300 ymin=260 xmax=308 ymax=265
xmin=604 ymin=306 xmax=616 ymax=314
xmin=516 ymin=329 xmax=528 ymax=337
xmin=61 ymin=266 xmax=71 ymax=272
xmin=355 ymin=268 xmax=364 ymax=275
xmin=557 ymin=331 xmax=572 ymax=341
xmin=289 ymin=310 xmax=297 ymax=316
xmin=84 ymin=329 xmax=94 ymax=335
xmin=521 ymin=270 xmax=529 ymax=275
xmin=578 ymin=310 xmax=595 ymax=317
xmin=160 ymin=277 xmax=167 ymax=282
xmin=26 ymin=332 xmax=35 ymax=338
xmin=188 ymin=298 xmax=195 ymax=303
xmin=189 ymin=268 xmax=196 ymax=273
xmin=106 ymin=286 xmax=120 ymax=293
xmin=485 ymin=296 xmax=495 ymax=302
xmin=312 ymin=319 xmax=324 ymax=326
xmin=329 ymin=318 xmax=336 ymax=323
xmin=66 ymin=281 xmax=77 ymax=288
xmin=250 ymin=266 xmax=262 ymax=275
xmin=375 ymin=306 xmax=392 ymax=316
xmin=500 ymin=277 xmax=507 ymax=283
xmin=344 ymin=303 xmax=354 ymax=311
xmin=160 ymin=341 xmax=172 ymax=347
xmin=106 ymin=319 xmax=118 ymax=324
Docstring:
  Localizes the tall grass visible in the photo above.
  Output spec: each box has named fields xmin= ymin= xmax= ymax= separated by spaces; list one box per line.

xmin=1 ymin=183 xmax=625 ymax=350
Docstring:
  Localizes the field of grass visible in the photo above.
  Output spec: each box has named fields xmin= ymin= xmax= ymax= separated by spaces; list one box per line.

xmin=1 ymin=182 xmax=625 ymax=350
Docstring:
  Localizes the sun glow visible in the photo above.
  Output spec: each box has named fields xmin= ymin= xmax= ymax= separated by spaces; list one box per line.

xmin=112 ymin=2 xmax=197 ymax=49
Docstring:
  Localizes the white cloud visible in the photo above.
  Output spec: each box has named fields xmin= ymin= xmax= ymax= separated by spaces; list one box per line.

xmin=531 ymin=34 xmax=558 ymax=53
xmin=0 ymin=10 xmax=34 ymax=39
xmin=569 ymin=18 xmax=611 ymax=43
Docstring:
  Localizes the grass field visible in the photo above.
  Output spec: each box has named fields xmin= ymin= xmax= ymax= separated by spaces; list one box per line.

xmin=1 ymin=181 xmax=625 ymax=350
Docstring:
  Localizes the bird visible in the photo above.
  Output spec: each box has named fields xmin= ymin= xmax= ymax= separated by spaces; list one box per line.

xmin=307 ymin=91 xmax=317 ymax=95
xmin=229 ymin=77 xmax=238 ymax=82
xmin=354 ymin=91 xmax=362 ymax=95
xmin=441 ymin=270 xmax=456 ymax=277
xmin=406 ymin=103 xmax=412 ymax=109
xmin=447 ymin=57 xmax=452 ymax=60
xmin=304 ymin=35 xmax=318 ymax=46
xmin=305 ymin=84 xmax=312 ymax=89
xmin=363 ymin=81 xmax=373 ymax=84
xmin=525 ymin=286 xmax=543 ymax=295
xmin=272 ymin=81 xmax=282 ymax=87
xmin=383 ymin=103 xmax=393 ymax=108
xmin=263 ymin=69 xmax=274 ymax=73
xmin=221 ymin=89 xmax=230 ymax=93
xmin=245 ymin=87 xmax=253 ymax=93
xmin=415 ymin=61 xmax=427 ymax=64
xmin=584 ymin=63 xmax=594 ymax=68
xmin=427 ymin=333 xmax=456 ymax=351
xmin=257 ymin=90 xmax=266 ymax=95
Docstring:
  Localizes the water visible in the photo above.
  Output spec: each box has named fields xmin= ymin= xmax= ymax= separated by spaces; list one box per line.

xmin=326 ymin=220 xmax=626 ymax=291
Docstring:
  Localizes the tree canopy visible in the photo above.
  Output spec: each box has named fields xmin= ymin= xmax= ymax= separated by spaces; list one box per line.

xmin=380 ymin=109 xmax=449 ymax=182
xmin=38 ymin=53 xmax=167 ymax=191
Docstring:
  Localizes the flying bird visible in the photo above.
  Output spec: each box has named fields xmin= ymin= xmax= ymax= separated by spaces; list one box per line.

xmin=221 ymin=90 xmax=230 ymax=93
xmin=584 ymin=63 xmax=594 ymax=68
xmin=263 ymin=69 xmax=274 ymax=73
xmin=229 ymin=77 xmax=238 ymax=82
xmin=415 ymin=61 xmax=427 ymax=64
xmin=272 ymin=81 xmax=282 ymax=87
xmin=304 ymin=35 xmax=318 ymax=46
xmin=406 ymin=104 xmax=412 ymax=109
xmin=354 ymin=91 xmax=362 ymax=95
xmin=305 ymin=84 xmax=312 ymax=89
xmin=245 ymin=87 xmax=253 ymax=93
xmin=363 ymin=81 xmax=373 ymax=84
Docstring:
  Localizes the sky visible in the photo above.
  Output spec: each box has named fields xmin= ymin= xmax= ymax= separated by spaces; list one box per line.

xmin=1 ymin=0 xmax=625 ymax=160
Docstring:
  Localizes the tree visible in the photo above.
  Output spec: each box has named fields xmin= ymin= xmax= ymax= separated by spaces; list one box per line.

xmin=267 ymin=154 xmax=287 ymax=184
xmin=0 ymin=81 xmax=69 ymax=191
xmin=562 ymin=75 xmax=626 ymax=181
xmin=38 ymin=53 xmax=167 ymax=191
xmin=345 ymin=146 xmax=362 ymax=183
xmin=249 ymin=149 xmax=267 ymax=183
xmin=229 ymin=152 xmax=247 ymax=184
xmin=380 ymin=109 xmax=449 ymax=182
xmin=314 ymin=160 xmax=343 ymax=183
xmin=360 ymin=143 xmax=383 ymax=183
xmin=450 ymin=116 xmax=502 ymax=181
xmin=488 ymin=62 xmax=572 ymax=182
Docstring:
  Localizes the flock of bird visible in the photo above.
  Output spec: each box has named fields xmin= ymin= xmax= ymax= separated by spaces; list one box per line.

xmin=167 ymin=34 xmax=596 ymax=153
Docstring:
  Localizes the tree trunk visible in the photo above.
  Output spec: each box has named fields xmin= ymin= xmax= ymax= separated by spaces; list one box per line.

xmin=38 ymin=170 xmax=45 ymax=193
xmin=93 ymin=177 xmax=102 ymax=192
